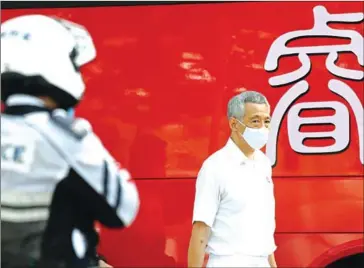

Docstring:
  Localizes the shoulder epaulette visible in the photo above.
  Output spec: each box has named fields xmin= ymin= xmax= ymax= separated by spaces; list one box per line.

xmin=50 ymin=109 xmax=89 ymax=141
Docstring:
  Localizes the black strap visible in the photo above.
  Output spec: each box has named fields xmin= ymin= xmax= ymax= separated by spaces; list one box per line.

xmin=3 ymin=105 xmax=51 ymax=116
xmin=97 ymin=254 xmax=108 ymax=263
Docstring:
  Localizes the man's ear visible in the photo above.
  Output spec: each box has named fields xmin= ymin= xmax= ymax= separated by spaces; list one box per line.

xmin=228 ymin=118 xmax=237 ymax=131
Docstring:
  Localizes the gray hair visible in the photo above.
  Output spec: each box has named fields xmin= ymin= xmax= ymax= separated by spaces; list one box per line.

xmin=227 ymin=90 xmax=269 ymax=119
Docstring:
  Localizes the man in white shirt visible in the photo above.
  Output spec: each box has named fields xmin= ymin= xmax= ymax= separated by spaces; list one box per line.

xmin=188 ymin=91 xmax=277 ymax=268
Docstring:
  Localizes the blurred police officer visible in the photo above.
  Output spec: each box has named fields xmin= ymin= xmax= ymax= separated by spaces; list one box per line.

xmin=1 ymin=15 xmax=140 ymax=268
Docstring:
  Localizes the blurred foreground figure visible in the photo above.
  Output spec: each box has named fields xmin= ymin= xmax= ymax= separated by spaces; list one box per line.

xmin=1 ymin=15 xmax=140 ymax=268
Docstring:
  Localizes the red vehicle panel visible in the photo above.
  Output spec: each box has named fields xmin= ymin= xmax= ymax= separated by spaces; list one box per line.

xmin=2 ymin=2 xmax=363 ymax=267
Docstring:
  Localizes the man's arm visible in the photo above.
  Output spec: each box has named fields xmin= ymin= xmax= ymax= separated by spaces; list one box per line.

xmin=188 ymin=161 xmax=219 ymax=268
xmin=31 ymin=115 xmax=140 ymax=228
xmin=268 ymin=253 xmax=277 ymax=267
xmin=71 ymin=130 xmax=140 ymax=228
xmin=265 ymin=155 xmax=277 ymax=268
xmin=188 ymin=221 xmax=210 ymax=268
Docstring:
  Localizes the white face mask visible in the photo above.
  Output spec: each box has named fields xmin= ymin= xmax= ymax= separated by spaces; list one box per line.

xmin=236 ymin=120 xmax=269 ymax=150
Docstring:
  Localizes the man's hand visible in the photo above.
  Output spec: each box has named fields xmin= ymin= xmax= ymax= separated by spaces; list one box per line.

xmin=99 ymin=259 xmax=113 ymax=267
xmin=268 ymin=253 xmax=277 ymax=268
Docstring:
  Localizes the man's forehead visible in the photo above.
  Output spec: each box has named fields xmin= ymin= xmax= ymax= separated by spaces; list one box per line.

xmin=244 ymin=102 xmax=270 ymax=115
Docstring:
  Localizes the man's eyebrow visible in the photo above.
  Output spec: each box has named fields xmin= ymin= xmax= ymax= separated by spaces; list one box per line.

xmin=249 ymin=115 xmax=271 ymax=119
xmin=250 ymin=115 xmax=260 ymax=118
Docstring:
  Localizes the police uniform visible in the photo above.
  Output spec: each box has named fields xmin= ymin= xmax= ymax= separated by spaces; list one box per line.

xmin=1 ymin=15 xmax=140 ymax=268
xmin=1 ymin=95 xmax=139 ymax=268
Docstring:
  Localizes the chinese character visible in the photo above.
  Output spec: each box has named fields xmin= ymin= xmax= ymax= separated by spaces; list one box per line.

xmin=265 ymin=5 xmax=363 ymax=85
xmin=264 ymin=5 xmax=364 ymax=166
xmin=287 ymin=101 xmax=350 ymax=154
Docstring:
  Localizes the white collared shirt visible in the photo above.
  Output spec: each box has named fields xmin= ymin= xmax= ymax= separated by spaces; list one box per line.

xmin=192 ymin=138 xmax=276 ymax=257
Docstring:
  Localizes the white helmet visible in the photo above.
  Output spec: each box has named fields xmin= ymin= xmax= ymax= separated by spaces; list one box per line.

xmin=1 ymin=14 xmax=96 ymax=108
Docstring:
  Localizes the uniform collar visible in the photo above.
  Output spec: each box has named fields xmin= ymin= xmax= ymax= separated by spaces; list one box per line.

xmin=4 ymin=94 xmax=50 ymax=115
xmin=224 ymin=138 xmax=257 ymax=165
xmin=6 ymin=94 xmax=46 ymax=107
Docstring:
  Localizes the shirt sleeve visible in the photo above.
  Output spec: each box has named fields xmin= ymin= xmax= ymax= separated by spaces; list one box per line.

xmin=72 ymin=132 xmax=140 ymax=227
xmin=192 ymin=161 xmax=220 ymax=228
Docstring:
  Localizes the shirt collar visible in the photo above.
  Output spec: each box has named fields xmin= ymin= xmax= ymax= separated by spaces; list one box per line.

xmin=224 ymin=138 xmax=257 ymax=165
xmin=6 ymin=94 xmax=45 ymax=107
